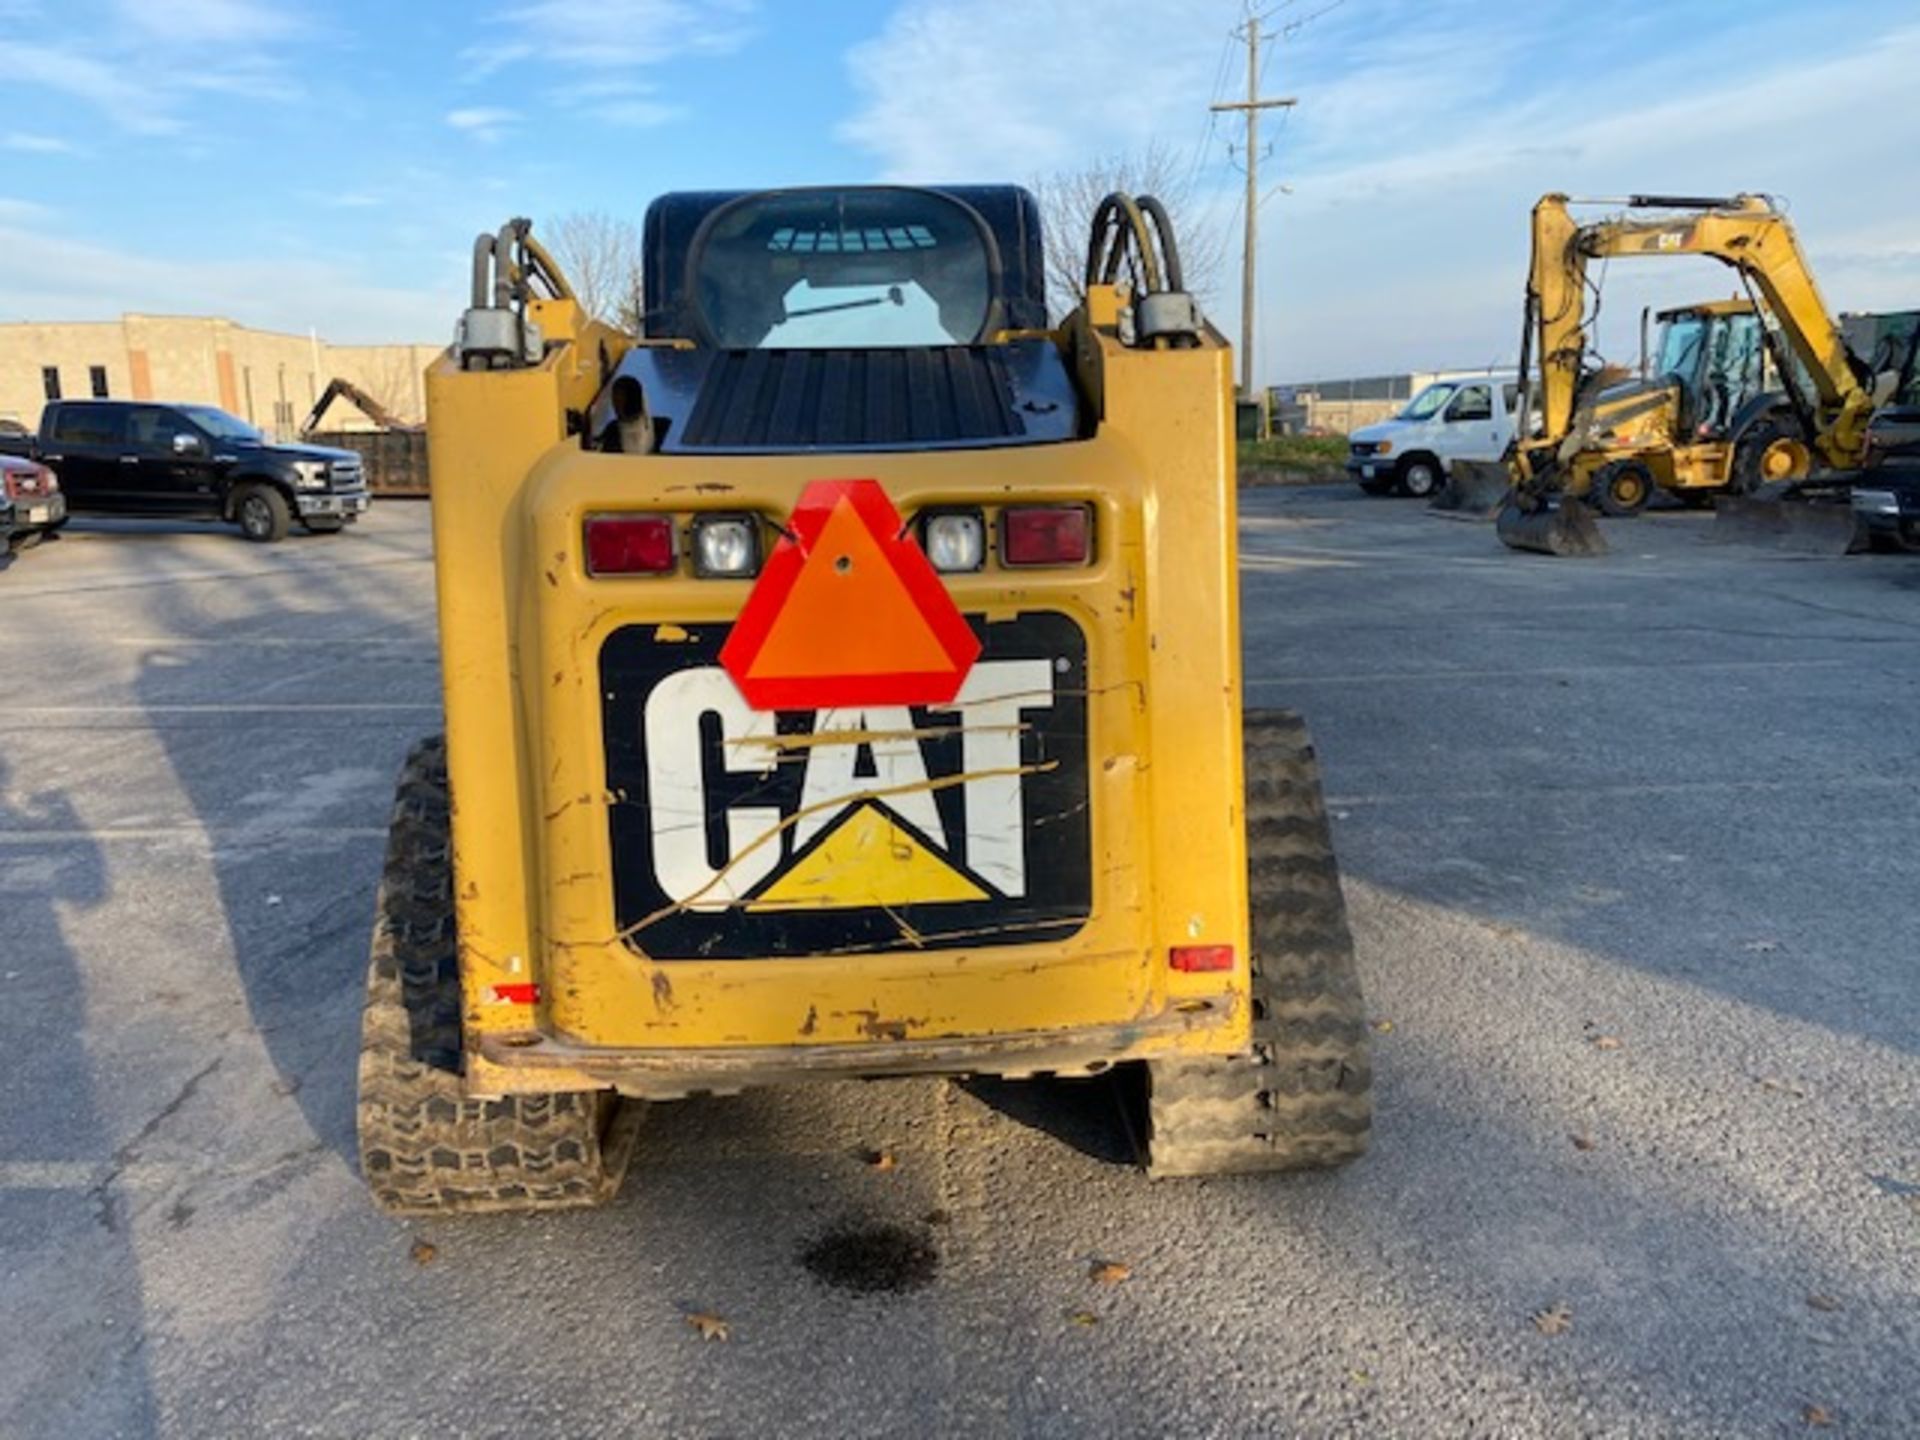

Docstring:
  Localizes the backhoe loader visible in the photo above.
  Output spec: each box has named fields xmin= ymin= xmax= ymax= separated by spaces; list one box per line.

xmin=354 ymin=187 xmax=1372 ymax=1212
xmin=1448 ymin=194 xmax=1885 ymax=556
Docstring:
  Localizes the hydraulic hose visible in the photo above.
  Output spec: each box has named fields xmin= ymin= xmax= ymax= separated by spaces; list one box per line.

xmin=1135 ymin=194 xmax=1185 ymax=294
xmin=1085 ymin=192 xmax=1164 ymax=296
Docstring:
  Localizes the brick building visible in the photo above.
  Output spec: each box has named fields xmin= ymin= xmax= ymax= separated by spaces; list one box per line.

xmin=0 ymin=314 xmax=441 ymax=437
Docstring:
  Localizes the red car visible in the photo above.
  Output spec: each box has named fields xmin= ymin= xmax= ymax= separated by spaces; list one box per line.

xmin=1 ymin=453 xmax=65 ymax=550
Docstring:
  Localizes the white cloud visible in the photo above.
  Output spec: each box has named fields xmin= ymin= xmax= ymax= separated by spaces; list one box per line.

xmin=840 ymin=0 xmax=1920 ymax=380
xmin=1263 ymin=21 xmax=1920 ymax=378
xmin=1 ymin=132 xmax=74 ymax=154
xmin=842 ymin=0 xmax=1224 ymax=178
xmin=0 ymin=198 xmax=57 ymax=224
xmin=446 ymin=107 xmax=518 ymax=143
xmin=596 ymin=97 xmax=684 ymax=128
xmin=8 ymin=1 xmax=305 ymax=133
xmin=466 ymin=0 xmax=757 ymax=74
xmin=293 ymin=190 xmax=383 ymax=210
xmin=112 ymin=0 xmax=302 ymax=45
xmin=9 ymin=41 xmax=181 ymax=134
xmin=0 ymin=216 xmax=449 ymax=344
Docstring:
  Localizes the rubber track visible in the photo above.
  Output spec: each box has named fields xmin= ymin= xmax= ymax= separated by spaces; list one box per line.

xmin=1146 ymin=710 xmax=1372 ymax=1176
xmin=355 ymin=736 xmax=639 ymax=1214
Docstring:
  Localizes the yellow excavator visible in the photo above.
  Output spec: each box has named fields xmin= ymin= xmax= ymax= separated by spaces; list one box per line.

xmin=1454 ymin=193 xmax=1885 ymax=555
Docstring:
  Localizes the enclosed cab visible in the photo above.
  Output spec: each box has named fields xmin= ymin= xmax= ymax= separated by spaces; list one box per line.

xmin=356 ymin=186 xmax=1371 ymax=1212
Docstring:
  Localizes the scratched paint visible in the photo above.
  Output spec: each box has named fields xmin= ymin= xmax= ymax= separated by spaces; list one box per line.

xmin=598 ymin=612 xmax=1093 ymax=959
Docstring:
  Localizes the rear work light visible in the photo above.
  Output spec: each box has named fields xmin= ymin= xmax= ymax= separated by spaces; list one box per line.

xmin=1002 ymin=504 xmax=1092 ymax=567
xmin=586 ymin=514 xmax=677 ymax=575
xmin=1169 ymin=944 xmax=1235 ymax=973
xmin=921 ymin=510 xmax=986 ymax=573
xmin=691 ymin=514 xmax=761 ymax=577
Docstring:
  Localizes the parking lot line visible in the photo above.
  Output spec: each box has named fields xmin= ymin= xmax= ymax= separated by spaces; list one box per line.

xmin=1247 ymin=656 xmax=1854 ymax=686
xmin=0 ymin=827 xmax=388 ymax=845
xmin=0 ymin=703 xmax=440 ymax=716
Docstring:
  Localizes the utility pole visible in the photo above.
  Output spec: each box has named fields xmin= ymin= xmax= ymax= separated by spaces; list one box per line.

xmin=1212 ymin=12 xmax=1295 ymax=402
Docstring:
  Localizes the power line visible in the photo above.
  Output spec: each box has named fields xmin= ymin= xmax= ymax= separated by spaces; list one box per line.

xmin=1211 ymin=13 xmax=1295 ymax=400
xmin=1208 ymin=0 xmax=1340 ymax=397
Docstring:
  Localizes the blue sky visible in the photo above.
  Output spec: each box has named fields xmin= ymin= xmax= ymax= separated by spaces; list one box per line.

xmin=3 ymin=0 xmax=1918 ymax=381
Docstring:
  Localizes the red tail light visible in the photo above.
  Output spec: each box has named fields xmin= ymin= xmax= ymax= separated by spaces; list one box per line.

xmin=1002 ymin=504 xmax=1091 ymax=567
xmin=1169 ymin=944 xmax=1234 ymax=973
xmin=585 ymin=514 xmax=677 ymax=575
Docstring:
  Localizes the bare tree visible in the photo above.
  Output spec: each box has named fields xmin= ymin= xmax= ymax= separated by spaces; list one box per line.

xmin=1028 ymin=142 xmax=1227 ymax=322
xmin=352 ymin=349 xmax=426 ymax=426
xmin=543 ymin=210 xmax=646 ymax=332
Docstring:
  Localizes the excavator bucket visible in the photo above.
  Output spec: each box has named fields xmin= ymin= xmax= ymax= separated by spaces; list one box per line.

xmin=1710 ymin=490 xmax=1866 ymax=556
xmin=1495 ymin=494 xmax=1609 ymax=556
xmin=1430 ymin=459 xmax=1513 ymax=517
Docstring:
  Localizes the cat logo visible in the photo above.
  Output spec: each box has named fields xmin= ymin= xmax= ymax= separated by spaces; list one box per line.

xmin=600 ymin=613 xmax=1092 ymax=960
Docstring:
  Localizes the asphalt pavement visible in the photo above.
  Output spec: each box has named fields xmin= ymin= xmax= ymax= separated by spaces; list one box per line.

xmin=1 ymin=493 xmax=1915 ymax=1438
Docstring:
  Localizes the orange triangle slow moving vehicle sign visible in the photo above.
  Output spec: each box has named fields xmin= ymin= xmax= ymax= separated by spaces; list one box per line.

xmin=720 ymin=479 xmax=981 ymax=710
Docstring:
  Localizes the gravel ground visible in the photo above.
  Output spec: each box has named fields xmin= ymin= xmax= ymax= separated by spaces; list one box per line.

xmin=1 ymin=493 xmax=1915 ymax=1438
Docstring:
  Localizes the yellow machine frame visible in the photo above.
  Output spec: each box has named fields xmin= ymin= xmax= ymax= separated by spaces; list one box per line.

xmin=424 ymin=288 xmax=1254 ymax=1100
xmin=1520 ymin=193 xmax=1875 ymax=500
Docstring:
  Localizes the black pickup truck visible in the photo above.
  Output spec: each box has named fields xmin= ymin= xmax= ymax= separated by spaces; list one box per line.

xmin=1849 ymin=405 xmax=1920 ymax=552
xmin=0 ymin=400 xmax=370 ymax=542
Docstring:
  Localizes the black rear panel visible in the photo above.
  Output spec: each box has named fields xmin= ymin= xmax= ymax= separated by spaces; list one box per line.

xmin=679 ymin=347 xmax=1025 ymax=450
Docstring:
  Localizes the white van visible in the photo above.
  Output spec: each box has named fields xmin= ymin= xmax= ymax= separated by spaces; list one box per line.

xmin=1345 ymin=374 xmax=1519 ymax=498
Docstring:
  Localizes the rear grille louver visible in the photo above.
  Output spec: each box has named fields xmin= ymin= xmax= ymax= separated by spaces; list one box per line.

xmin=679 ymin=348 xmax=1028 ymax=450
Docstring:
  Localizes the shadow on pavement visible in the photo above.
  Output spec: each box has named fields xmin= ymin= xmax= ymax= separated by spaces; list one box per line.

xmin=127 ymin=529 xmax=438 ymax=1164
xmin=0 ymin=759 xmax=157 ymax=1438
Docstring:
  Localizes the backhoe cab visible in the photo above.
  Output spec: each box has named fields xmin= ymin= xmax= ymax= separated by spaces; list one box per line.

xmin=354 ymin=185 xmax=1372 ymax=1213
xmin=1566 ymin=300 xmax=1778 ymax=515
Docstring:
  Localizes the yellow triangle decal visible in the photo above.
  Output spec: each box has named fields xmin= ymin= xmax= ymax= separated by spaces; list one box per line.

xmin=748 ymin=803 xmax=990 ymax=911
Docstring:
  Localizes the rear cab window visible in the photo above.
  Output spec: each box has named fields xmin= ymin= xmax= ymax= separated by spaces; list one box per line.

xmin=51 ymin=406 xmax=125 ymax=446
xmin=692 ymin=189 xmax=996 ymax=350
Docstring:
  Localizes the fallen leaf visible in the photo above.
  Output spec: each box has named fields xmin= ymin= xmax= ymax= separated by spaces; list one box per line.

xmin=1590 ymin=1034 xmax=1624 ymax=1051
xmin=1570 ymin=1133 xmax=1596 ymax=1152
xmin=408 ymin=1240 xmax=437 ymax=1266
xmin=1531 ymin=1303 xmax=1573 ymax=1336
xmin=1065 ymin=1310 xmax=1099 ymax=1327
xmin=684 ymin=1312 xmax=731 ymax=1342
xmin=1370 ymin=1018 xmax=1395 ymax=1035
xmin=1803 ymin=1404 xmax=1834 ymax=1427
xmin=1806 ymin=1294 xmax=1841 ymax=1313
xmin=1349 ymin=1369 xmax=1373 ymax=1386
xmin=1089 ymin=1260 xmax=1132 ymax=1285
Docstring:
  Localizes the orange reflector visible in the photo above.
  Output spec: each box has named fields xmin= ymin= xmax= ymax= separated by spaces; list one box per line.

xmin=719 ymin=478 xmax=980 ymax=709
xmin=491 ymin=983 xmax=541 ymax=1005
xmin=1169 ymin=944 xmax=1234 ymax=973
